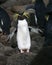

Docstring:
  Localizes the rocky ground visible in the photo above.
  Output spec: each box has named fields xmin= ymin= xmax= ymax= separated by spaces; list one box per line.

xmin=0 ymin=30 xmax=45 ymax=65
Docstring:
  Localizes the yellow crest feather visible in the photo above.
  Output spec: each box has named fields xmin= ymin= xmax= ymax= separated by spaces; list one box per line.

xmin=13 ymin=13 xmax=19 ymax=21
xmin=45 ymin=15 xmax=49 ymax=21
xmin=23 ymin=12 xmax=29 ymax=18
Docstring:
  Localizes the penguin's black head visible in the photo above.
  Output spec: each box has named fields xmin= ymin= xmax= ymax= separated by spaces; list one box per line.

xmin=18 ymin=15 xmax=26 ymax=20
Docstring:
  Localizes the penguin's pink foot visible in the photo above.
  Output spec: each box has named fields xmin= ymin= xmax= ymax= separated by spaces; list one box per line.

xmin=20 ymin=49 xmax=24 ymax=53
xmin=26 ymin=49 xmax=29 ymax=53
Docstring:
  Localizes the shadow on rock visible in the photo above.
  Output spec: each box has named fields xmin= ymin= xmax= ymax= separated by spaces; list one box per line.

xmin=30 ymin=46 xmax=52 ymax=65
xmin=0 ymin=55 xmax=7 ymax=65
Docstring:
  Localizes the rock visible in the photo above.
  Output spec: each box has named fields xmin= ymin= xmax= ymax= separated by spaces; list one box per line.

xmin=0 ymin=43 xmax=5 ymax=49
xmin=6 ymin=53 xmax=36 ymax=65
xmin=10 ymin=33 xmax=17 ymax=48
xmin=0 ymin=43 xmax=5 ymax=55
xmin=30 ymin=32 xmax=44 ymax=53
xmin=30 ymin=46 xmax=52 ymax=65
xmin=11 ymin=4 xmax=34 ymax=13
xmin=11 ymin=5 xmax=26 ymax=13
xmin=0 ymin=55 xmax=7 ymax=65
xmin=0 ymin=43 xmax=7 ymax=65
xmin=9 ymin=27 xmax=17 ymax=48
xmin=0 ymin=35 xmax=9 ymax=46
xmin=1 ymin=0 xmax=32 ymax=9
xmin=4 ymin=46 xmax=16 ymax=56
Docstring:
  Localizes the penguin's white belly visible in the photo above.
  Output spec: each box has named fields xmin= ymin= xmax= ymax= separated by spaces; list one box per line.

xmin=17 ymin=19 xmax=31 ymax=50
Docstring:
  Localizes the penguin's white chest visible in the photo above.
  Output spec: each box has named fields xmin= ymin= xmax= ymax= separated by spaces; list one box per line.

xmin=17 ymin=19 xmax=31 ymax=50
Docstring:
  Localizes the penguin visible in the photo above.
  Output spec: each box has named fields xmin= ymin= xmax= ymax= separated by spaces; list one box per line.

xmin=34 ymin=0 xmax=47 ymax=30
xmin=44 ymin=0 xmax=52 ymax=46
xmin=16 ymin=15 xmax=31 ymax=53
xmin=0 ymin=7 xmax=11 ymax=35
